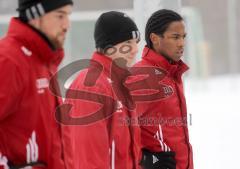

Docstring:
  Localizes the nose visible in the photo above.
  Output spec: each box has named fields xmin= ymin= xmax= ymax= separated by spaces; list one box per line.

xmin=178 ymin=37 xmax=185 ymax=48
xmin=62 ymin=16 xmax=71 ymax=31
xmin=131 ymin=42 xmax=139 ymax=56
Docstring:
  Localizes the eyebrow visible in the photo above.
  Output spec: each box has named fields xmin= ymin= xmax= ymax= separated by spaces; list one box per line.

xmin=171 ymin=33 xmax=187 ymax=37
xmin=55 ymin=10 xmax=71 ymax=15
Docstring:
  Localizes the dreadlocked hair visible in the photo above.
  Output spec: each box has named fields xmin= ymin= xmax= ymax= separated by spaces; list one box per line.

xmin=145 ymin=9 xmax=183 ymax=49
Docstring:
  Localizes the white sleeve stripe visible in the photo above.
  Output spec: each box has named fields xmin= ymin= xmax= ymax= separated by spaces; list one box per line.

xmin=111 ymin=140 xmax=115 ymax=169
xmin=157 ymin=124 xmax=171 ymax=152
xmin=29 ymin=138 xmax=34 ymax=162
xmin=32 ymin=131 xmax=38 ymax=162
xmin=26 ymin=144 xmax=30 ymax=163
xmin=158 ymin=125 xmax=163 ymax=141
xmin=155 ymin=131 xmax=164 ymax=151
xmin=26 ymin=131 xmax=39 ymax=163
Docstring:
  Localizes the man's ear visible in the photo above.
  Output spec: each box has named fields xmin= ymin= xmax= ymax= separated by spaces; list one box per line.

xmin=150 ymin=33 xmax=160 ymax=47
xmin=28 ymin=18 xmax=40 ymax=30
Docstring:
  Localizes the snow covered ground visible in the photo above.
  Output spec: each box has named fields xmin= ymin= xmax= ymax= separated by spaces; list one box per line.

xmin=185 ymin=75 xmax=240 ymax=169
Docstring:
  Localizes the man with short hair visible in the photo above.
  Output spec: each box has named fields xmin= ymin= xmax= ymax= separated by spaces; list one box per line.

xmin=0 ymin=0 xmax=73 ymax=169
xmin=134 ymin=9 xmax=194 ymax=169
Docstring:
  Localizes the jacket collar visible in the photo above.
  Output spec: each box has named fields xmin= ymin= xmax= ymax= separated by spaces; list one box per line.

xmin=91 ymin=52 xmax=129 ymax=81
xmin=142 ymin=46 xmax=189 ymax=79
xmin=7 ymin=18 xmax=64 ymax=66
xmin=91 ymin=52 xmax=112 ymax=77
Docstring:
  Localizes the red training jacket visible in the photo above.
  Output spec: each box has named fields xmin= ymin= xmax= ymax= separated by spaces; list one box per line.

xmin=0 ymin=18 xmax=70 ymax=169
xmin=132 ymin=47 xmax=194 ymax=169
xmin=64 ymin=52 xmax=141 ymax=169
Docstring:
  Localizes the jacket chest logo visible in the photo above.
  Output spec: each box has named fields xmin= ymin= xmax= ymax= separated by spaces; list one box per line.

xmin=36 ymin=78 xmax=49 ymax=94
xmin=154 ymin=69 xmax=163 ymax=75
xmin=116 ymin=101 xmax=123 ymax=113
xmin=21 ymin=46 xmax=32 ymax=57
xmin=163 ymin=86 xmax=174 ymax=95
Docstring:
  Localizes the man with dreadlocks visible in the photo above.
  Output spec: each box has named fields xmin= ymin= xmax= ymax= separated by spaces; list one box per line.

xmin=132 ymin=9 xmax=194 ymax=169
